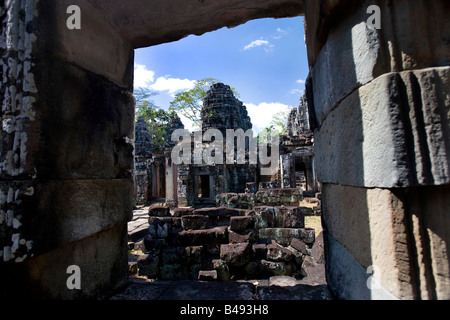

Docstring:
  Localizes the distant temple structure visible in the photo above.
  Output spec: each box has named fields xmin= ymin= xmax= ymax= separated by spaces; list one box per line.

xmin=134 ymin=83 xmax=319 ymax=207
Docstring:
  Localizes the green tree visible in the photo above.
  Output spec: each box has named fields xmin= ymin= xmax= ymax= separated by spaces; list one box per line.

xmin=257 ymin=109 xmax=292 ymax=143
xmin=134 ymin=87 xmax=176 ymax=151
xmin=169 ymin=78 xmax=239 ymax=129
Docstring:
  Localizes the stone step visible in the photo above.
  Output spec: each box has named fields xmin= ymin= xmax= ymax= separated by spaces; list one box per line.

xmin=259 ymin=228 xmax=315 ymax=246
xmin=177 ymin=226 xmax=229 ymax=249
xmin=246 ymin=206 xmax=305 ymax=229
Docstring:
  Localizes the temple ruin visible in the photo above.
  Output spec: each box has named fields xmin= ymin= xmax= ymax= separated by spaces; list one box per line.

xmin=1 ymin=0 xmax=449 ymax=300
xmin=127 ymin=83 xmax=321 ymax=284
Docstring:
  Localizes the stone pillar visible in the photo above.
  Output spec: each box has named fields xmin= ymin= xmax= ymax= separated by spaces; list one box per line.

xmin=305 ymin=0 xmax=450 ymax=299
xmin=1 ymin=0 xmax=134 ymax=298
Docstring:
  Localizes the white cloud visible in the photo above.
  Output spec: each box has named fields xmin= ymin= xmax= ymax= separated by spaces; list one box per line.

xmin=134 ymin=64 xmax=155 ymax=88
xmin=134 ymin=63 xmax=196 ymax=95
xmin=296 ymin=79 xmax=306 ymax=85
xmin=243 ymin=39 xmax=274 ymax=52
xmin=150 ymin=77 xmax=196 ymax=95
xmin=245 ymin=102 xmax=292 ymax=134
xmin=290 ymin=88 xmax=303 ymax=95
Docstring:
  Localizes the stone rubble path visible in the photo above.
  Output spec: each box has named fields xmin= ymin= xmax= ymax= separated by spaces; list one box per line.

xmin=119 ymin=205 xmax=333 ymax=300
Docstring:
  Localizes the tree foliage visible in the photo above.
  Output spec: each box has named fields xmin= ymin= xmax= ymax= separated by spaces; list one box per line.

xmin=169 ymin=78 xmax=239 ymax=129
xmin=134 ymin=88 xmax=176 ymax=151
xmin=257 ymin=109 xmax=291 ymax=143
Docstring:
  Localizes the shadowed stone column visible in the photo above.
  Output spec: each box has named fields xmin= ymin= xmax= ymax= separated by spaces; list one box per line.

xmin=1 ymin=0 xmax=134 ymax=298
xmin=305 ymin=0 xmax=450 ymax=300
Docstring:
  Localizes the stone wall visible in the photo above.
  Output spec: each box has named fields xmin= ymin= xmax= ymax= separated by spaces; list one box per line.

xmin=131 ymin=204 xmax=321 ymax=282
xmin=1 ymin=0 xmax=134 ymax=298
xmin=305 ymin=0 xmax=450 ymax=300
xmin=134 ymin=117 xmax=153 ymax=205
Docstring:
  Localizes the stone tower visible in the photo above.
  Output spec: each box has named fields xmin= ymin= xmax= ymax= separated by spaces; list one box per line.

xmin=201 ymin=83 xmax=252 ymax=134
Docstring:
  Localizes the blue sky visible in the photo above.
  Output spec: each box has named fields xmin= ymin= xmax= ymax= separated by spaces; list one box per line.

xmin=134 ymin=16 xmax=308 ymax=133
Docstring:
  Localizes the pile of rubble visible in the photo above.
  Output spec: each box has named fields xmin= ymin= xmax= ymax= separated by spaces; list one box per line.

xmin=128 ymin=200 xmax=325 ymax=285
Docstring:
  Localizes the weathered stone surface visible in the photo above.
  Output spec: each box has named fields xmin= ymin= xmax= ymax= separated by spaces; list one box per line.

xmin=211 ymin=259 xmax=231 ymax=281
xmin=259 ymin=228 xmax=315 ymax=246
xmin=246 ymin=206 xmax=305 ymax=229
xmin=193 ymin=206 xmax=242 ymax=218
xmin=300 ymin=256 xmax=318 ymax=277
xmin=230 ymin=216 xmax=255 ymax=232
xmin=201 ymin=83 xmax=252 ymax=135
xmin=260 ymin=259 xmax=294 ymax=277
xmin=325 ymin=231 xmax=398 ymax=300
xmin=267 ymin=241 xmax=294 ymax=262
xmin=308 ymin=0 xmax=450 ymax=127
xmin=321 ymin=183 xmax=416 ymax=299
xmin=269 ymin=276 xmax=302 ymax=287
xmin=148 ymin=205 xmax=170 ymax=217
xmin=148 ymin=216 xmax=182 ymax=229
xmin=220 ymin=243 xmax=251 ymax=267
xmin=33 ymin=179 xmax=133 ymax=253
xmin=300 ymin=264 xmax=327 ymax=286
xmin=228 ymin=229 xmax=258 ymax=244
xmin=185 ymin=246 xmax=204 ymax=264
xmin=181 ymin=215 xmax=209 ymax=230
xmin=128 ymin=220 xmax=150 ymax=242
xmin=137 ymin=254 xmax=159 ymax=278
xmin=173 ymin=207 xmax=195 ymax=217
xmin=315 ymin=67 xmax=450 ymax=188
xmin=149 ymin=219 xmax=170 ymax=239
xmin=290 ymin=238 xmax=308 ymax=255
xmin=178 ymin=226 xmax=228 ymax=247
xmin=311 ymin=231 xmax=324 ymax=264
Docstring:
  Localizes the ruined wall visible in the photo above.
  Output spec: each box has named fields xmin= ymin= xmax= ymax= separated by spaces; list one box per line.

xmin=134 ymin=117 xmax=153 ymax=205
xmin=305 ymin=0 xmax=450 ymax=300
xmin=1 ymin=0 xmax=134 ymax=298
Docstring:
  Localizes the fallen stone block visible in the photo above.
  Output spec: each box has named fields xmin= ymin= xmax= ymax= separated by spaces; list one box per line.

xmin=193 ymin=206 xmax=242 ymax=218
xmin=181 ymin=215 xmax=209 ymax=230
xmin=260 ymin=259 xmax=294 ymax=277
xmin=228 ymin=228 xmax=258 ymax=244
xmin=178 ymin=226 xmax=228 ymax=248
xmin=300 ymin=256 xmax=318 ymax=277
xmin=148 ymin=217 xmax=182 ymax=239
xmin=128 ymin=221 xmax=150 ymax=242
xmin=311 ymin=231 xmax=324 ymax=264
xmin=269 ymin=276 xmax=302 ymax=287
xmin=220 ymin=242 xmax=251 ymax=267
xmin=246 ymin=206 xmax=305 ymax=229
xmin=173 ymin=207 xmax=195 ymax=217
xmin=148 ymin=205 xmax=170 ymax=217
xmin=290 ymin=238 xmax=308 ymax=255
xmin=230 ymin=216 xmax=255 ymax=232
xmin=259 ymin=228 xmax=315 ymax=246
xmin=267 ymin=241 xmax=294 ymax=262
